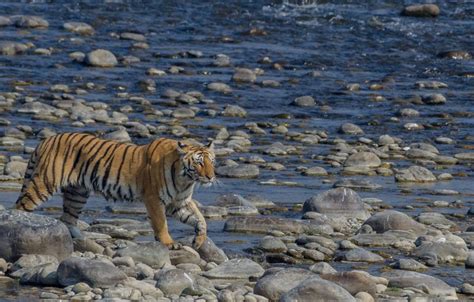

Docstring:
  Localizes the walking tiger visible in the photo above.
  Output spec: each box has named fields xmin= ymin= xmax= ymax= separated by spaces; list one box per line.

xmin=15 ymin=132 xmax=216 ymax=249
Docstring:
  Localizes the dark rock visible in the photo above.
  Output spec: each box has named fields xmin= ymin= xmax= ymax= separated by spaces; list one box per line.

xmin=0 ymin=210 xmax=73 ymax=262
xmin=362 ymin=210 xmax=426 ymax=235
xmin=115 ymin=242 xmax=170 ymax=269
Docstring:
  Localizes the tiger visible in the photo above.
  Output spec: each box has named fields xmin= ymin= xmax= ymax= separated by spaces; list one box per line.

xmin=15 ymin=132 xmax=216 ymax=249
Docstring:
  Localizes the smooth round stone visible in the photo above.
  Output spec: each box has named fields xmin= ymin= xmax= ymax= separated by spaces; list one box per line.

xmin=402 ymin=4 xmax=440 ymax=17
xmin=280 ymin=277 xmax=356 ymax=302
xmin=222 ymin=105 xmax=247 ymax=117
xmin=363 ymin=210 xmax=426 ymax=235
xmin=255 ymin=268 xmax=315 ymax=301
xmin=398 ymin=108 xmax=419 ymax=117
xmin=202 ymin=258 xmax=264 ymax=280
xmin=438 ymin=50 xmax=472 ymax=60
xmin=344 ymin=152 xmax=381 ymax=168
xmin=232 ymin=68 xmax=256 ymax=83
xmin=85 ymin=49 xmax=118 ymax=67
xmin=339 ymin=123 xmax=364 ymax=135
xmin=423 ymin=93 xmax=446 ymax=105
xmin=342 ymin=248 xmax=384 ymax=263
xmin=155 ymin=269 xmax=193 ymax=296
xmin=207 ymin=82 xmax=232 ymax=94
xmin=216 ymin=164 xmax=259 ymax=178
xmin=292 ymin=96 xmax=315 ymax=107
xmin=63 ymin=22 xmax=94 ymax=35
xmin=395 ymin=165 xmax=436 ymax=182
xmin=11 ymin=15 xmax=49 ymax=28
xmin=259 ymin=236 xmax=287 ymax=253
xmin=302 ymin=166 xmax=328 ymax=176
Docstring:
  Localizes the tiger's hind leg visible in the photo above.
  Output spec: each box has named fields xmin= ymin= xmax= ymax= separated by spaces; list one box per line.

xmin=60 ymin=185 xmax=90 ymax=239
xmin=15 ymin=175 xmax=56 ymax=212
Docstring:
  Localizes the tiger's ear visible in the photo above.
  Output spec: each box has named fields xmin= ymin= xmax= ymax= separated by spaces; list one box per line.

xmin=206 ymin=140 xmax=215 ymax=151
xmin=177 ymin=141 xmax=187 ymax=155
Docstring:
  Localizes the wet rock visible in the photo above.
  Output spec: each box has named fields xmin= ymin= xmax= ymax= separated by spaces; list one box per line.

xmin=413 ymin=234 xmax=468 ymax=264
xmin=180 ymin=236 xmax=228 ymax=264
xmin=292 ymin=95 xmax=315 ymax=107
xmin=13 ymin=263 xmax=58 ymax=286
xmin=5 ymin=160 xmax=27 ymax=178
xmin=155 ymin=269 xmax=193 ymax=296
xmin=280 ymin=277 xmax=356 ymax=302
xmin=438 ymin=50 xmax=472 ymax=60
xmin=57 ymin=257 xmax=127 ymax=288
xmin=341 ymin=248 xmax=384 ymax=263
xmin=302 ymin=166 xmax=328 ymax=176
xmin=309 ymin=262 xmax=337 ymax=274
xmin=222 ymin=105 xmax=247 ymax=117
xmin=390 ymin=258 xmax=427 ymax=271
xmin=224 ymin=216 xmax=333 ymax=235
xmin=415 ymin=80 xmax=448 ymax=89
xmin=461 ymin=283 xmax=474 ymax=295
xmin=0 ymin=16 xmax=12 ymax=26
xmin=214 ymin=54 xmax=231 ymax=67
xmin=340 ymin=123 xmax=364 ymax=135
xmin=115 ymin=242 xmax=170 ymax=269
xmin=344 ymin=152 xmax=381 ymax=168
xmin=0 ymin=41 xmax=29 ymax=55
xmin=254 ymin=268 xmax=315 ymax=301
xmin=86 ymin=49 xmax=118 ymax=67
xmin=350 ymin=230 xmax=417 ymax=248
xmin=416 ymin=212 xmax=459 ymax=231
xmin=216 ymin=164 xmax=259 ymax=178
xmin=0 ymin=210 xmax=73 ymax=262
xmin=11 ymin=15 xmax=49 ymax=28
xmin=454 ymin=152 xmax=474 ymax=161
xmin=395 ymin=165 xmax=436 ymax=182
xmin=423 ymin=93 xmax=446 ymax=105
xmin=382 ymin=270 xmax=456 ymax=298
xmin=402 ymin=4 xmax=440 ymax=17
xmin=398 ymin=108 xmax=419 ymax=117
xmin=63 ymin=22 xmax=94 ymax=35
xmin=232 ymin=68 xmax=257 ymax=83
xmin=202 ymin=258 xmax=264 ymax=280
xmin=259 ymin=236 xmax=287 ymax=253
xmin=303 ymin=188 xmax=370 ymax=221
xmin=207 ymin=82 xmax=232 ymax=94
xmin=321 ymin=271 xmax=377 ymax=297
xmin=120 ymin=32 xmax=146 ymax=42
xmin=362 ymin=210 xmax=426 ymax=235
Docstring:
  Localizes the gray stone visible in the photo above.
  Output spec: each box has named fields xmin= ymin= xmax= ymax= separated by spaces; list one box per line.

xmin=0 ymin=210 xmax=73 ymax=262
xmin=292 ymin=96 xmax=315 ymax=107
xmin=342 ymin=248 xmax=384 ymax=263
xmin=344 ymin=152 xmax=381 ymax=168
xmin=222 ymin=105 xmax=247 ymax=117
xmin=455 ymin=153 xmax=474 ymax=161
xmin=333 ymin=179 xmax=382 ymax=191
xmin=169 ymin=247 xmax=200 ymax=265
xmin=423 ymin=93 xmax=446 ymax=105
xmin=339 ymin=123 xmax=364 ymax=135
xmin=202 ymin=258 xmax=264 ymax=280
xmin=303 ymin=188 xmax=370 ymax=221
xmin=155 ymin=269 xmax=193 ymax=296
xmin=254 ymin=268 xmax=315 ymax=301
xmin=63 ymin=22 xmax=94 ymax=35
xmin=57 ymin=257 xmax=127 ymax=288
xmin=11 ymin=15 xmax=49 ymax=28
xmin=413 ymin=234 xmax=468 ymax=264
xmin=232 ymin=68 xmax=256 ymax=83
xmin=391 ymin=258 xmax=427 ymax=271
xmin=362 ymin=210 xmax=426 ymax=235
xmin=207 ymin=82 xmax=232 ymax=94
xmin=11 ymin=254 xmax=58 ymax=272
xmin=416 ymin=212 xmax=459 ymax=231
xmin=259 ymin=236 xmax=287 ymax=253
xmin=382 ymin=270 xmax=456 ymax=298
xmin=0 ymin=41 xmax=29 ymax=55
xmin=309 ymin=262 xmax=337 ymax=274
xmin=103 ymin=127 xmax=131 ymax=143
xmin=216 ymin=164 xmax=259 ymax=178
xmin=280 ymin=277 xmax=356 ymax=302
xmin=402 ymin=4 xmax=440 ymax=17
xmin=115 ymin=242 xmax=170 ymax=269
xmin=86 ymin=49 xmax=118 ymax=67
xmin=321 ymin=271 xmax=377 ymax=297
xmin=16 ymin=263 xmax=58 ymax=286
xmin=395 ymin=166 xmax=436 ymax=182
xmin=179 ymin=236 xmax=228 ymax=264
xmin=224 ymin=216 xmax=333 ymax=236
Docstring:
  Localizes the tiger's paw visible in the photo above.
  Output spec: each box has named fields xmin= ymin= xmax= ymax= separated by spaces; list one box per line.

xmin=166 ymin=242 xmax=182 ymax=250
xmin=192 ymin=234 xmax=206 ymax=250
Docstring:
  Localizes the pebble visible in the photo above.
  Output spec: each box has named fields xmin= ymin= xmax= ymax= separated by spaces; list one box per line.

xmin=85 ymin=49 xmax=118 ymax=67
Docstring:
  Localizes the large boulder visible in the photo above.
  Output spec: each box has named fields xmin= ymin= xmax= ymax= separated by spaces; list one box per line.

xmin=202 ymin=258 xmax=264 ymax=280
xmin=57 ymin=257 xmax=127 ymax=288
xmin=179 ymin=236 xmax=228 ymax=264
xmin=321 ymin=271 xmax=378 ymax=297
xmin=254 ymin=268 xmax=315 ymax=301
xmin=280 ymin=277 xmax=356 ymax=302
xmin=0 ymin=210 xmax=73 ymax=262
xmin=362 ymin=210 xmax=426 ymax=235
xmin=303 ymin=188 xmax=370 ymax=221
xmin=382 ymin=270 xmax=456 ymax=298
xmin=115 ymin=242 xmax=170 ymax=269
xmin=413 ymin=234 xmax=468 ymax=264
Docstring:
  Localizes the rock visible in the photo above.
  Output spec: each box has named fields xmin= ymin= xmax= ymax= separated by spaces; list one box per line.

xmin=355 ymin=292 xmax=374 ymax=302
xmin=395 ymin=165 xmax=436 ymax=182
xmin=382 ymin=270 xmax=456 ymax=298
xmin=123 ymin=278 xmax=163 ymax=297
xmin=207 ymin=82 xmax=232 ymax=94
xmin=259 ymin=236 xmax=287 ymax=253
xmin=254 ymin=268 xmax=315 ymax=301
xmin=416 ymin=212 xmax=459 ymax=231
xmin=63 ymin=22 xmax=94 ymax=35
xmin=85 ymin=49 xmax=118 ymax=67
xmin=438 ymin=50 xmax=472 ymax=60
xmin=232 ymin=68 xmax=256 ymax=83
xmin=309 ymin=262 xmax=337 ymax=274
xmin=120 ymin=32 xmax=146 ymax=42
xmin=11 ymin=15 xmax=49 ymax=28
xmin=103 ymin=127 xmax=131 ymax=143
xmin=155 ymin=269 xmax=193 ymax=296
xmin=11 ymin=254 xmax=58 ymax=272
xmin=341 ymin=248 xmax=384 ymax=263
xmin=0 ymin=16 xmax=12 ymax=26
xmin=202 ymin=258 xmax=264 ymax=280
xmin=321 ymin=271 xmax=377 ymax=297
xmin=5 ymin=161 xmax=27 ymax=177
xmin=402 ymin=4 xmax=440 ymax=17
xmin=115 ymin=242 xmax=170 ymax=269
xmin=16 ymin=263 xmax=58 ymax=286
xmin=302 ymin=166 xmax=328 ymax=176
xmin=466 ymin=251 xmax=474 ymax=268
xmin=292 ymin=96 xmax=315 ymax=107
xmin=57 ymin=257 xmax=127 ymax=288
xmin=344 ymin=152 xmax=381 ymax=168
xmin=73 ymin=282 xmax=92 ymax=293
xmin=333 ymin=179 xmax=381 ymax=191
xmin=350 ymin=230 xmax=417 ymax=248
xmin=224 ymin=216 xmax=333 ymax=235
xmin=0 ymin=41 xmax=29 ymax=55
xmin=280 ymin=277 xmax=356 ymax=302
xmin=340 ymin=123 xmax=364 ymax=135
xmin=179 ymin=236 xmax=228 ymax=264
xmin=222 ymin=105 xmax=247 ymax=117
xmin=455 ymin=153 xmax=474 ymax=161
xmin=413 ymin=234 xmax=468 ymax=264
xmin=216 ymin=164 xmax=259 ymax=178
xmin=303 ymin=188 xmax=370 ymax=221
xmin=391 ymin=258 xmax=427 ymax=271
xmin=0 ymin=210 xmax=73 ymax=262
xmin=423 ymin=93 xmax=446 ymax=105
xmin=362 ymin=210 xmax=426 ymax=235
xmin=169 ymin=247 xmax=201 ymax=265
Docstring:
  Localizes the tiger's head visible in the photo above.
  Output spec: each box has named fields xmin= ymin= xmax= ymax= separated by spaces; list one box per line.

xmin=177 ymin=141 xmax=216 ymax=185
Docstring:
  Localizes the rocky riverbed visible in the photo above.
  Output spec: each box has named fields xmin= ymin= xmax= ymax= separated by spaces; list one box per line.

xmin=0 ymin=1 xmax=473 ymax=301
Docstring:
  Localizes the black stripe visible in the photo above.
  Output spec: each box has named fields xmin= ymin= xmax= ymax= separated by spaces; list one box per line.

xmin=90 ymin=142 xmax=117 ymax=188
xmin=59 ymin=133 xmax=82 ymax=184
xmin=171 ymin=159 xmax=179 ymax=191
xmin=42 ymin=134 xmax=62 ymax=188
xmin=76 ymin=140 xmax=110 ymax=183
xmin=114 ymin=145 xmax=133 ymax=188
xmin=101 ymin=144 xmax=122 ymax=189
xmin=67 ymin=136 xmax=97 ymax=182
xmin=149 ymin=139 xmax=164 ymax=158
xmin=182 ymin=213 xmax=192 ymax=224
xmin=63 ymin=208 xmax=78 ymax=218
xmin=50 ymin=134 xmax=71 ymax=188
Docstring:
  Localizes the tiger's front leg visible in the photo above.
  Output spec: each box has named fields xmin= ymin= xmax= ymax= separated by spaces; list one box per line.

xmin=167 ymin=199 xmax=207 ymax=249
xmin=144 ymin=198 xmax=180 ymax=249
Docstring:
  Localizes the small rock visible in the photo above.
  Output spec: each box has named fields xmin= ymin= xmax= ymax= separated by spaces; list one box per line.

xmin=402 ymin=4 xmax=440 ymax=17
xmin=85 ymin=49 xmax=118 ymax=67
